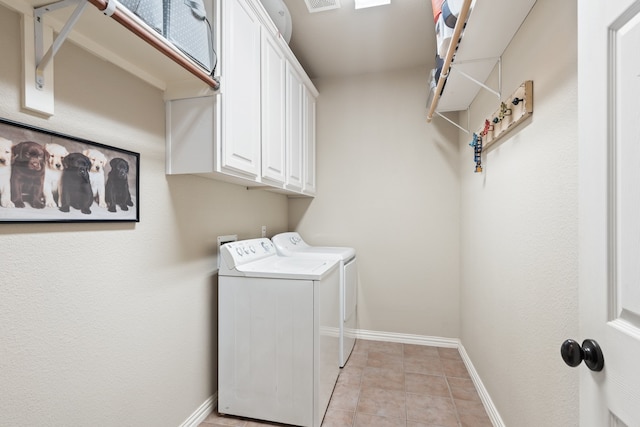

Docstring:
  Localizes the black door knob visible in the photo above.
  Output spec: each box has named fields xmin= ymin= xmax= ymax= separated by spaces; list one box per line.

xmin=561 ymin=339 xmax=604 ymax=372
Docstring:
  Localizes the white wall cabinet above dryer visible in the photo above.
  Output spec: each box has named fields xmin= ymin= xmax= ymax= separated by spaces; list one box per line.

xmin=165 ymin=0 xmax=318 ymax=196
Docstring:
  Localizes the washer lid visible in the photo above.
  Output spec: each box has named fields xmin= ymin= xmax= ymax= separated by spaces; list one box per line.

xmin=237 ymin=256 xmax=339 ymax=280
xmin=272 ymin=232 xmax=356 ymax=261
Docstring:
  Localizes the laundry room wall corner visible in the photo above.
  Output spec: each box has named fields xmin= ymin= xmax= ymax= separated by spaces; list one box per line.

xmin=289 ymin=67 xmax=461 ymax=340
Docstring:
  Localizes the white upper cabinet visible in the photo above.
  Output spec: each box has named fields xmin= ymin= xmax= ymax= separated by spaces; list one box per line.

xmin=165 ymin=0 xmax=318 ymax=196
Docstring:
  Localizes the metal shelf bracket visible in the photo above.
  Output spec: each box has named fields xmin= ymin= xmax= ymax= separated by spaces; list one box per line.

xmin=448 ymin=56 xmax=502 ymax=100
xmin=432 ymin=57 xmax=502 ymax=133
xmin=34 ymin=0 xmax=88 ymax=90
xmin=434 ymin=109 xmax=470 ymax=134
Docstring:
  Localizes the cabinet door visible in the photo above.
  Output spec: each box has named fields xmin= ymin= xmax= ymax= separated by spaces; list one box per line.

xmin=221 ymin=0 xmax=261 ymax=179
xmin=285 ymin=63 xmax=303 ymax=191
xmin=303 ymin=87 xmax=317 ymax=195
xmin=260 ymin=29 xmax=286 ymax=186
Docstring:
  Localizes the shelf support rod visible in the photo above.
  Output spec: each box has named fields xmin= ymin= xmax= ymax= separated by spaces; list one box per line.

xmin=498 ymin=56 xmax=502 ymax=96
xmin=448 ymin=57 xmax=501 ymax=66
xmin=449 ymin=59 xmax=502 ymax=100
xmin=35 ymin=0 xmax=87 ymax=90
xmin=435 ymin=111 xmax=470 ymax=134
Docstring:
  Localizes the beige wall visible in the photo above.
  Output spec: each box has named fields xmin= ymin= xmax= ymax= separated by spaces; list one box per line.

xmin=458 ymin=0 xmax=579 ymax=425
xmin=290 ymin=68 xmax=461 ymax=338
xmin=0 ymin=5 xmax=288 ymax=426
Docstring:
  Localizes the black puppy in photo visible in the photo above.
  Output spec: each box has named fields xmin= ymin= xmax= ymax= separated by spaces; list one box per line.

xmin=59 ymin=152 xmax=93 ymax=215
xmin=11 ymin=141 xmax=46 ymax=209
xmin=105 ymin=157 xmax=134 ymax=212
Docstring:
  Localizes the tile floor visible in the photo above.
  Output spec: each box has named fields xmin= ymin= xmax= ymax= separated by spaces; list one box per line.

xmin=200 ymin=339 xmax=492 ymax=427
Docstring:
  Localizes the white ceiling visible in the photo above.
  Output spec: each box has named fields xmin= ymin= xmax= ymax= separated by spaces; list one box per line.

xmin=281 ymin=0 xmax=436 ymax=80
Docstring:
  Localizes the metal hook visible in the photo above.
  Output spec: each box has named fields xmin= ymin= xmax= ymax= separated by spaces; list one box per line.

xmin=499 ymin=102 xmax=512 ymax=120
xmin=482 ymin=119 xmax=494 ymax=136
xmin=469 ymin=132 xmax=480 ymax=147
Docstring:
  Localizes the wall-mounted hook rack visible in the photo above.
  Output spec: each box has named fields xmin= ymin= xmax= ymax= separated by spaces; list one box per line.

xmin=476 ymin=80 xmax=533 ymax=150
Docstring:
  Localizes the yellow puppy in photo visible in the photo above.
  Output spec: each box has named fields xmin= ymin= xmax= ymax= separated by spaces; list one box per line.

xmin=83 ymin=148 xmax=108 ymax=208
xmin=44 ymin=143 xmax=68 ymax=208
xmin=0 ymin=137 xmax=14 ymax=208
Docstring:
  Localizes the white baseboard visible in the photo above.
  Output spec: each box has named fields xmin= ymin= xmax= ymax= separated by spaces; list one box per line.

xmin=179 ymin=393 xmax=217 ymax=427
xmin=457 ymin=344 xmax=505 ymax=427
xmin=355 ymin=329 xmax=504 ymax=427
xmin=355 ymin=328 xmax=460 ymax=348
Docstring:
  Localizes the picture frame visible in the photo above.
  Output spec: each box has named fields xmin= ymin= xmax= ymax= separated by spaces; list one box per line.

xmin=0 ymin=118 xmax=139 ymax=223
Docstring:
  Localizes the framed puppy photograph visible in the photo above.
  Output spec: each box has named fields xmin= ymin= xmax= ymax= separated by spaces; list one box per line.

xmin=0 ymin=118 xmax=139 ymax=223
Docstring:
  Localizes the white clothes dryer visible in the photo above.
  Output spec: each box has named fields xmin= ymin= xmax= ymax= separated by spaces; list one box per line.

xmin=218 ymin=238 xmax=340 ymax=427
xmin=271 ymin=232 xmax=357 ymax=367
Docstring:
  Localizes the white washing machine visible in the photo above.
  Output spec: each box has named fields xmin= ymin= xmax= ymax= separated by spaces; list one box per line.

xmin=218 ymin=238 xmax=340 ymax=427
xmin=271 ymin=232 xmax=357 ymax=368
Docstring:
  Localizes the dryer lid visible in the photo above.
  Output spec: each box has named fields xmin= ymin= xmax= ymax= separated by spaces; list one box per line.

xmin=272 ymin=232 xmax=356 ymax=261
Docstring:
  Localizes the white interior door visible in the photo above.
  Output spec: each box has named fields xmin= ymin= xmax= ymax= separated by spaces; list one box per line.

xmin=578 ymin=0 xmax=640 ymax=425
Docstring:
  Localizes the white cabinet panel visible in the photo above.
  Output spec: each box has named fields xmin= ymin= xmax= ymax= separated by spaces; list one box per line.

xmin=220 ymin=0 xmax=261 ymax=178
xmin=303 ymin=87 xmax=317 ymax=195
xmin=286 ymin=63 xmax=303 ymax=191
xmin=166 ymin=96 xmax=215 ymax=175
xmin=261 ymin=29 xmax=286 ymax=186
